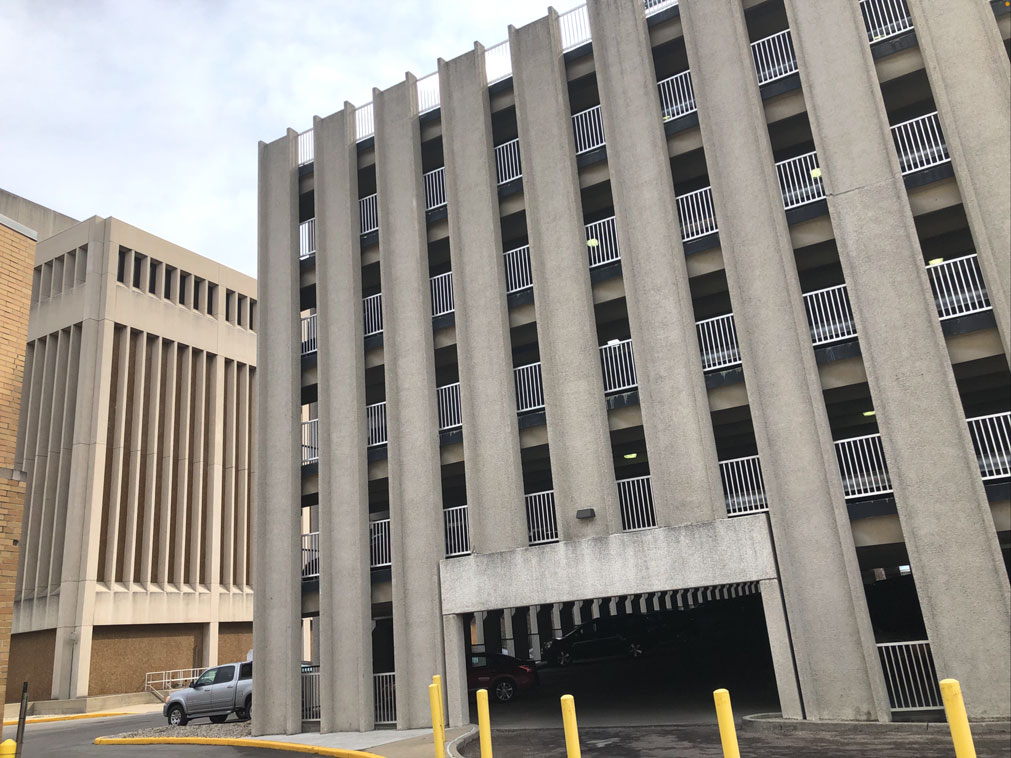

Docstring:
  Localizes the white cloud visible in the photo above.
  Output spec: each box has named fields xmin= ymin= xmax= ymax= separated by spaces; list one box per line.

xmin=0 ymin=0 xmax=573 ymax=276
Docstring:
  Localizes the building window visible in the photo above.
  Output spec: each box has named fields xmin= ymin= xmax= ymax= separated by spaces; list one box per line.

xmin=117 ymin=248 xmax=129 ymax=283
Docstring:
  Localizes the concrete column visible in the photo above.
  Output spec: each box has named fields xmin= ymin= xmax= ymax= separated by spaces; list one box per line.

xmin=474 ymin=611 xmax=486 ymax=652
xmin=759 ymin=579 xmax=803 ymax=720
xmin=439 ymin=45 xmax=528 ymax=553
xmin=203 ymin=621 xmax=219 ymax=668
xmin=157 ymin=341 xmax=178 ymax=585
xmin=443 ymin=614 xmax=470 ymax=727
xmin=173 ymin=347 xmax=192 ymax=585
xmin=204 ymin=355 xmax=225 ymax=643
xmin=501 ymin=608 xmax=516 ymax=657
xmin=905 ymin=0 xmax=1010 ymax=359
xmin=785 ymin=0 xmax=1011 ymax=718
xmin=527 ymin=606 xmax=540 ymax=661
xmin=374 ymin=77 xmax=446 ymax=730
xmin=550 ymin=604 xmax=562 ymax=639
xmin=680 ymin=0 xmax=889 ymax=722
xmin=314 ymin=104 xmax=375 ymax=732
xmin=509 ymin=12 xmax=621 ymax=539
xmin=139 ymin=336 xmax=162 ymax=585
xmin=122 ymin=333 xmax=147 ymax=582
xmin=311 ymin=619 xmax=321 ymax=665
xmin=252 ymin=129 xmax=302 ymax=735
xmin=572 ymin=601 xmax=583 ymax=626
xmin=586 ymin=0 xmax=724 ymax=527
xmin=590 ymin=599 xmax=601 ymax=619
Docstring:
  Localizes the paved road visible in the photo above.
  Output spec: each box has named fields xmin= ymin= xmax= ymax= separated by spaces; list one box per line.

xmin=6 ymin=713 xmax=303 ymax=757
xmin=461 ymin=725 xmax=1011 ymax=758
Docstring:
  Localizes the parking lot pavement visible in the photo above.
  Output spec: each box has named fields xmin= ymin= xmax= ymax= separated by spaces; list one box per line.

xmin=461 ymin=725 xmax=1011 ymax=758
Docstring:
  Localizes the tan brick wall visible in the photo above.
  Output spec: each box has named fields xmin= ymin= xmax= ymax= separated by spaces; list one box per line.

xmin=6 ymin=630 xmax=56 ymax=703
xmin=0 ymin=222 xmax=34 ymax=706
xmin=218 ymin=622 xmax=253 ymax=665
xmin=88 ymin=624 xmax=203 ymax=696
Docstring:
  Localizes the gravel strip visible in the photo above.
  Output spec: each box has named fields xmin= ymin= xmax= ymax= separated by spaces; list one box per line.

xmin=107 ymin=719 xmax=252 ymax=740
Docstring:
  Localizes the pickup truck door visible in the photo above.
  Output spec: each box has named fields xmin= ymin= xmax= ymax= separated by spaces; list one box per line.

xmin=209 ymin=664 xmax=237 ymax=710
xmin=188 ymin=668 xmax=217 ymax=713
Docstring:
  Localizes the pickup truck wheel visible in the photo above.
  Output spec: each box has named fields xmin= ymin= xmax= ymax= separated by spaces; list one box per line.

xmin=167 ymin=704 xmax=188 ymax=726
xmin=244 ymin=696 xmax=252 ymax=722
xmin=209 ymin=714 xmax=228 ymax=724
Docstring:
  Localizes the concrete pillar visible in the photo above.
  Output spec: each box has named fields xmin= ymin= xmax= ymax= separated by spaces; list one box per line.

xmin=203 ymin=621 xmax=219 ymax=668
xmin=590 ymin=599 xmax=601 ymax=619
xmin=314 ymin=105 xmax=375 ymax=732
xmin=473 ymin=611 xmax=486 ymax=652
xmin=509 ymin=12 xmax=621 ymax=539
xmin=501 ymin=609 xmax=516 ymax=657
xmin=550 ymin=604 xmax=562 ymax=639
xmin=527 ymin=606 xmax=540 ymax=661
xmin=784 ymin=0 xmax=1011 ymax=718
xmin=680 ymin=0 xmax=889 ymax=722
xmin=374 ymin=77 xmax=446 ymax=730
xmin=443 ymin=614 xmax=470 ymax=727
xmin=252 ymin=129 xmax=302 ymax=735
xmin=905 ymin=0 xmax=1010 ymax=359
xmin=586 ymin=0 xmax=724 ymax=527
xmin=438 ymin=46 xmax=528 ymax=553
xmin=759 ymin=579 xmax=803 ymax=720
xmin=572 ymin=601 xmax=584 ymax=626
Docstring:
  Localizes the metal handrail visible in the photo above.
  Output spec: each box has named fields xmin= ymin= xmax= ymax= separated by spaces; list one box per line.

xmin=437 ymin=383 xmax=462 ymax=431
xmin=585 ymin=216 xmax=620 ymax=268
xmin=776 ymin=151 xmax=825 ymax=210
xmin=877 ymin=641 xmax=942 ymax=711
xmin=525 ymin=490 xmax=559 ymax=545
xmin=676 ymin=186 xmax=718 ymax=241
xmin=495 ymin=139 xmax=522 ymax=185
xmin=504 ymin=245 xmax=532 ymax=294
xmin=301 ymin=532 xmax=319 ymax=581
xmin=600 ymin=339 xmax=637 ymax=394
xmin=370 ymin=519 xmax=391 ymax=568
xmin=301 ymin=314 xmax=318 ymax=356
xmin=559 ymin=4 xmax=591 ymax=51
xmin=658 ymin=69 xmax=696 ymax=122
xmin=424 ymin=167 xmax=447 ymax=211
xmin=803 ymin=284 xmax=857 ymax=346
xmin=751 ymin=29 xmax=798 ymax=85
xmin=892 ymin=111 xmax=949 ymax=175
xmin=860 ymin=0 xmax=913 ymax=43
xmin=617 ymin=475 xmax=657 ymax=531
xmin=444 ymin=505 xmax=471 ymax=557
xmin=696 ymin=313 xmax=741 ymax=372
xmin=572 ymin=105 xmax=605 ymax=155
xmin=299 ymin=219 xmax=316 ymax=259
xmin=720 ymin=455 xmax=768 ymax=516
xmin=297 ymin=130 xmax=314 ymax=166
xmin=374 ymin=672 xmax=396 ymax=725
xmin=301 ymin=419 xmax=319 ymax=465
xmin=366 ymin=402 xmax=387 ymax=448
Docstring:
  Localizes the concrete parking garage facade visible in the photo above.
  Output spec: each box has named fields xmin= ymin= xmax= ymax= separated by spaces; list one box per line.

xmin=255 ymin=0 xmax=1011 ymax=736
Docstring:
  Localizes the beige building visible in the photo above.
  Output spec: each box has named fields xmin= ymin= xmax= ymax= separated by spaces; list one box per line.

xmin=8 ymin=212 xmax=256 ymax=702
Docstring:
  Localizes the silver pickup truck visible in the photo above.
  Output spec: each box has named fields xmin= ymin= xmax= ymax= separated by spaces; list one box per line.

xmin=163 ymin=660 xmax=252 ymax=726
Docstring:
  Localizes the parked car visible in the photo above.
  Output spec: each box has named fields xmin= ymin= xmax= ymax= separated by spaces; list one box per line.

xmin=541 ymin=616 xmax=651 ymax=666
xmin=467 ymin=652 xmax=538 ymax=703
xmin=164 ymin=660 xmax=253 ymax=726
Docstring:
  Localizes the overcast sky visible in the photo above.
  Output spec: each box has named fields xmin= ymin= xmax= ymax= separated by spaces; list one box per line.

xmin=0 ymin=0 xmax=571 ymax=276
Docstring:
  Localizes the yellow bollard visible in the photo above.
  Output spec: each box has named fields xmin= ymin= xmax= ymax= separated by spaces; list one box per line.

xmin=429 ymin=683 xmax=445 ymax=758
xmin=432 ymin=674 xmax=445 ymax=745
xmin=476 ymin=688 xmax=493 ymax=758
xmin=940 ymin=679 xmax=977 ymax=758
xmin=560 ymin=694 xmax=581 ymax=758
xmin=713 ymin=689 xmax=741 ymax=758
xmin=0 ymin=739 xmax=15 ymax=757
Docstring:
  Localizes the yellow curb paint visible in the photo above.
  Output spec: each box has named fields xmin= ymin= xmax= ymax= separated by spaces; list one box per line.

xmin=3 ymin=712 xmax=131 ymax=726
xmin=93 ymin=736 xmax=383 ymax=757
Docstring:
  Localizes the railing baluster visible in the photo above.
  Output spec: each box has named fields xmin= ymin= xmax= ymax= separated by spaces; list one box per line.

xmin=495 ymin=139 xmax=522 ymax=185
xmin=719 ymin=455 xmax=768 ymax=515
xmin=860 ymin=0 xmax=913 ymax=42
xmin=891 ymin=112 xmax=948 ymax=175
xmin=424 ymin=167 xmax=447 ymax=211
xmin=751 ymin=29 xmax=797 ymax=85
xmin=504 ymin=245 xmax=532 ymax=294
xmin=301 ymin=419 xmax=318 ymax=465
xmin=359 ymin=194 xmax=378 ymax=235
xmin=572 ymin=105 xmax=605 ymax=155
xmin=300 ymin=314 xmax=318 ymax=355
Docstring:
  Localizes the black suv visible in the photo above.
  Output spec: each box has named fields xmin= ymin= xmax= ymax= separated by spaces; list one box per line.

xmin=541 ymin=615 xmax=652 ymax=666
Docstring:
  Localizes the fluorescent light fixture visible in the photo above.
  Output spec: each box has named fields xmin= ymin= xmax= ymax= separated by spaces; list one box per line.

xmin=623 ymin=453 xmax=637 ymax=460
xmin=606 ymin=338 xmax=621 ymax=346
xmin=862 ymin=410 xmax=876 ymax=417
xmin=586 ymin=238 xmax=599 ymax=248
xmin=927 ymin=257 xmax=944 ymax=266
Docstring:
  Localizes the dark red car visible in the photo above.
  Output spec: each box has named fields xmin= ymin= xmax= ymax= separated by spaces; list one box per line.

xmin=467 ymin=652 xmax=538 ymax=703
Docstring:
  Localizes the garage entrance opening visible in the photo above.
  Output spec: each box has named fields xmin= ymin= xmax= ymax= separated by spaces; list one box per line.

xmin=464 ymin=583 xmax=782 ymax=728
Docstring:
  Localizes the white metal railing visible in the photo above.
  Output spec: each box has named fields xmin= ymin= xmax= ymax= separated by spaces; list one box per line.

xmin=504 ymin=245 xmax=532 ymax=294
xmin=877 ymin=641 xmax=942 ymax=711
xmin=892 ymin=112 xmax=949 ymax=176
xmin=495 ymin=139 xmax=522 ymax=185
xmin=804 ymin=284 xmax=857 ymax=346
xmin=514 ymin=362 xmax=545 ymax=413
xmin=299 ymin=219 xmax=316 ymax=259
xmin=697 ymin=313 xmax=741 ymax=372
xmin=374 ymin=672 xmax=396 ymax=725
xmin=302 ymin=666 xmax=321 ymax=721
xmin=301 ymin=314 xmax=318 ymax=355
xmin=835 ymin=433 xmax=892 ymax=499
xmin=559 ymin=4 xmax=591 ymax=51
xmin=302 ymin=419 xmax=319 ymax=465
xmin=585 ymin=216 xmax=620 ymax=268
xmin=144 ymin=667 xmax=206 ymax=694
xmin=301 ymin=532 xmax=319 ymax=581
xmin=968 ymin=412 xmax=1011 ymax=481
xmin=363 ymin=293 xmax=383 ymax=337
xmin=417 ymin=72 xmax=441 ymax=114
xmin=370 ymin=519 xmax=391 ymax=568
xmin=424 ymin=167 xmax=447 ymax=211
xmin=367 ymin=401 xmax=387 ymax=448
xmin=644 ymin=0 xmax=678 ymax=16
xmin=444 ymin=505 xmax=471 ymax=557
xmin=526 ymin=490 xmax=559 ymax=545
xmin=297 ymin=130 xmax=314 ymax=166
xmin=485 ymin=40 xmax=512 ymax=85
xmin=928 ymin=254 xmax=990 ymax=320
xmin=658 ymin=70 xmax=696 ymax=121
xmin=777 ymin=151 xmax=825 ymax=209
xmin=720 ymin=455 xmax=768 ymax=516
xmin=360 ymin=194 xmax=378 ymax=235
xmin=572 ymin=105 xmax=605 ymax=155
xmin=751 ymin=29 xmax=798 ymax=85
xmin=617 ymin=475 xmax=657 ymax=531
xmin=437 ymin=383 xmax=462 ymax=431
xmin=861 ymin=0 xmax=913 ymax=43
xmin=356 ymin=103 xmax=375 ymax=142
xmin=676 ymin=186 xmax=718 ymax=241
xmin=430 ymin=272 xmax=454 ymax=317
xmin=600 ymin=339 xmax=637 ymax=394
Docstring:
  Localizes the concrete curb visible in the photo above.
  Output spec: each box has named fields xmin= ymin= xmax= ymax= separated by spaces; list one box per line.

xmin=446 ymin=723 xmax=478 ymax=757
xmin=742 ymin=713 xmax=1011 ymax=736
xmin=93 ymin=736 xmax=383 ymax=756
xmin=4 ymin=712 xmax=130 ymax=726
